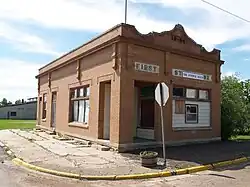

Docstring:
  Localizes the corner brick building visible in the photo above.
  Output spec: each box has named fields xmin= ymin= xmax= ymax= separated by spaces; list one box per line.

xmin=36 ymin=23 xmax=224 ymax=151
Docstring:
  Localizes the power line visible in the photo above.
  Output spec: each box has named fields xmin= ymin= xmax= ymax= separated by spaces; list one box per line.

xmin=201 ymin=0 xmax=250 ymax=24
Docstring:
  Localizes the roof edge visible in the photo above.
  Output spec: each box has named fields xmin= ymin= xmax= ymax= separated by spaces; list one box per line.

xmin=0 ymin=101 xmax=37 ymax=108
xmin=39 ymin=23 xmax=127 ymax=71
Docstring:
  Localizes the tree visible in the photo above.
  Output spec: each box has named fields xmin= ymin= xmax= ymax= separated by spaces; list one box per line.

xmin=221 ymin=75 xmax=250 ymax=139
xmin=1 ymin=98 xmax=8 ymax=107
xmin=241 ymin=79 xmax=250 ymax=104
xmin=15 ymin=99 xmax=22 ymax=104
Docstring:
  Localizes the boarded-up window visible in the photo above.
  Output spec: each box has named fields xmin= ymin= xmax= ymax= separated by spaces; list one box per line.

xmin=175 ymin=100 xmax=185 ymax=114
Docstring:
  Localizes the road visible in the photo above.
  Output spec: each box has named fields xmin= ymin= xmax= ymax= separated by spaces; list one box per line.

xmin=0 ymin=147 xmax=250 ymax=187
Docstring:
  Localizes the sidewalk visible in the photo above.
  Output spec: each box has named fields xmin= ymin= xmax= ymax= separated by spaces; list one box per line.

xmin=0 ymin=129 xmax=163 ymax=175
xmin=0 ymin=129 xmax=250 ymax=176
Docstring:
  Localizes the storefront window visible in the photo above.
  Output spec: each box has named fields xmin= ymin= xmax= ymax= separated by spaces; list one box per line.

xmin=199 ymin=90 xmax=209 ymax=100
xmin=186 ymin=88 xmax=197 ymax=98
xmin=173 ymin=87 xmax=185 ymax=97
xmin=185 ymin=104 xmax=198 ymax=123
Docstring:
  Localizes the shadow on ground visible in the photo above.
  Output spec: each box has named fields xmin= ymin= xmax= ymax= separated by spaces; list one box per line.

xmin=121 ymin=140 xmax=250 ymax=171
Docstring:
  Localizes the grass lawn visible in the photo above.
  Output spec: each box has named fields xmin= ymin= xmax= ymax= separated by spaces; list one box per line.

xmin=0 ymin=119 xmax=36 ymax=130
xmin=230 ymin=135 xmax=250 ymax=141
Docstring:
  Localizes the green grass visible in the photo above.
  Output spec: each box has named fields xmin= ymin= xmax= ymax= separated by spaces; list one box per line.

xmin=230 ymin=135 xmax=250 ymax=141
xmin=0 ymin=119 xmax=36 ymax=130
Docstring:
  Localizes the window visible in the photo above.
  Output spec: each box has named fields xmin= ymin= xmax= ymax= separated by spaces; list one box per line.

xmin=70 ymin=86 xmax=90 ymax=124
xmin=185 ymin=104 xmax=198 ymax=123
xmin=10 ymin=112 xmax=16 ymax=116
xmin=175 ymin=100 xmax=185 ymax=114
xmin=173 ymin=86 xmax=210 ymax=101
xmin=173 ymin=87 xmax=185 ymax=97
xmin=199 ymin=90 xmax=209 ymax=100
xmin=42 ymin=93 xmax=47 ymax=119
xmin=186 ymin=88 xmax=197 ymax=98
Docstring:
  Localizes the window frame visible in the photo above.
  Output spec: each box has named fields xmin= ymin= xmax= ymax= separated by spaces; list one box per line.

xmin=186 ymin=88 xmax=198 ymax=99
xmin=173 ymin=87 xmax=185 ymax=98
xmin=198 ymin=89 xmax=209 ymax=100
xmin=185 ymin=104 xmax=198 ymax=124
xmin=173 ymin=86 xmax=210 ymax=101
xmin=69 ymin=85 xmax=90 ymax=124
xmin=10 ymin=111 xmax=17 ymax=117
xmin=42 ymin=93 xmax=47 ymax=120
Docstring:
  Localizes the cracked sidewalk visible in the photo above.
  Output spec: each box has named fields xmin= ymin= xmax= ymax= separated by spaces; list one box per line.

xmin=0 ymin=129 xmax=162 ymax=175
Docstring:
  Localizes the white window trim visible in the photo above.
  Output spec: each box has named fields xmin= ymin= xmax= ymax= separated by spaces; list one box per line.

xmin=199 ymin=90 xmax=209 ymax=100
xmin=186 ymin=88 xmax=197 ymax=99
xmin=70 ymin=86 xmax=90 ymax=124
xmin=185 ymin=104 xmax=198 ymax=124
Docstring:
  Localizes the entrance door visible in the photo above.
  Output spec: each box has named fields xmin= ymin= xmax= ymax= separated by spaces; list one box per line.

xmin=51 ymin=92 xmax=57 ymax=128
xmin=38 ymin=97 xmax=42 ymax=125
xmin=103 ymin=84 xmax=111 ymax=140
xmin=140 ymin=99 xmax=155 ymax=129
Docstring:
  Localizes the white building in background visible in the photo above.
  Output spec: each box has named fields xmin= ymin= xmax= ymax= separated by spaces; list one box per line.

xmin=0 ymin=97 xmax=37 ymax=120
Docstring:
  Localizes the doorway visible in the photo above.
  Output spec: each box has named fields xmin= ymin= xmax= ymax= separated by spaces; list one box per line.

xmin=140 ymin=99 xmax=155 ymax=128
xmin=134 ymin=81 xmax=156 ymax=140
xmin=51 ymin=92 xmax=57 ymax=129
xmin=38 ymin=97 xmax=42 ymax=125
xmin=103 ymin=83 xmax=111 ymax=140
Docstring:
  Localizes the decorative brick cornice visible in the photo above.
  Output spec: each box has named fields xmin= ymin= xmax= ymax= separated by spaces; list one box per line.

xmin=121 ymin=24 xmax=222 ymax=62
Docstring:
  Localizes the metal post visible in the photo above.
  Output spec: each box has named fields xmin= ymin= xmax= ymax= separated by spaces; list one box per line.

xmin=124 ymin=0 xmax=128 ymax=24
xmin=160 ymin=83 xmax=166 ymax=166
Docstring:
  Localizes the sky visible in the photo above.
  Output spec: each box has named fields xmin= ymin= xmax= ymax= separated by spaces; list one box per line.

xmin=0 ymin=0 xmax=250 ymax=103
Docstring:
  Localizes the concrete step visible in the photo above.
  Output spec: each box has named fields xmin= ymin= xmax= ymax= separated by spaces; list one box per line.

xmin=45 ymin=130 xmax=56 ymax=135
xmin=93 ymin=144 xmax=111 ymax=151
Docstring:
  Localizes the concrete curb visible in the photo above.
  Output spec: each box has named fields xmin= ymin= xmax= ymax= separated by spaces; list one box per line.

xmin=12 ymin=156 xmax=250 ymax=180
xmin=2 ymin=140 xmax=249 ymax=180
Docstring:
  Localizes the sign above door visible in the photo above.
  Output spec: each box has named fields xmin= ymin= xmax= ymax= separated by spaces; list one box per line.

xmin=134 ymin=62 xmax=159 ymax=74
xmin=172 ymin=69 xmax=212 ymax=81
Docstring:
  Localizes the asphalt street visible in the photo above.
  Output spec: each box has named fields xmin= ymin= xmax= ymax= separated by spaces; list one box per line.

xmin=0 ymin=147 xmax=250 ymax=187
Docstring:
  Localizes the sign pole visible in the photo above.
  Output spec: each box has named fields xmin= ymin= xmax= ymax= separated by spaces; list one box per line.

xmin=160 ymin=84 xmax=166 ymax=166
xmin=124 ymin=0 xmax=128 ymax=24
xmin=155 ymin=82 xmax=169 ymax=167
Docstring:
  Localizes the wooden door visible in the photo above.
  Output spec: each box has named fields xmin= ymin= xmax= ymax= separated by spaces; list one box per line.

xmin=140 ymin=99 xmax=154 ymax=129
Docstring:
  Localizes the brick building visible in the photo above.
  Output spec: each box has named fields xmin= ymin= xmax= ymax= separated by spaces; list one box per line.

xmin=36 ymin=23 xmax=224 ymax=151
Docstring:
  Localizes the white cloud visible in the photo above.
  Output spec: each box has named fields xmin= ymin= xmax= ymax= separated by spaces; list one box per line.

xmin=0 ymin=59 xmax=45 ymax=103
xmin=244 ymin=58 xmax=250 ymax=61
xmin=1 ymin=0 xmax=250 ymax=101
xmin=0 ymin=22 xmax=60 ymax=56
xmin=221 ymin=71 xmax=235 ymax=77
xmin=233 ymin=44 xmax=250 ymax=52
xmin=0 ymin=0 xmax=250 ymax=51
xmin=131 ymin=0 xmax=250 ymax=50
xmin=220 ymin=71 xmax=245 ymax=80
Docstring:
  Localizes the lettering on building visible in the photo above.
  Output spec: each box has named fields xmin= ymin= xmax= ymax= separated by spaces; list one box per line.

xmin=172 ymin=69 xmax=212 ymax=81
xmin=134 ymin=62 xmax=159 ymax=74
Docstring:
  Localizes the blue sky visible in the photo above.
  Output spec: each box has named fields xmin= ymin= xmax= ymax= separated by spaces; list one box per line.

xmin=0 ymin=0 xmax=250 ymax=102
